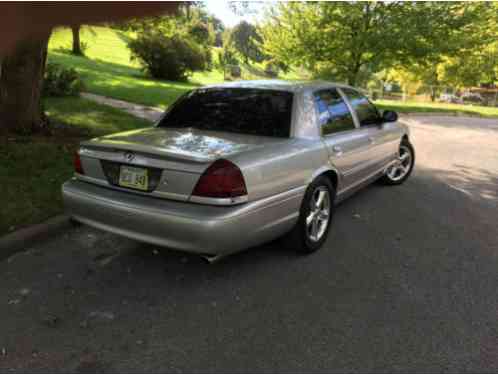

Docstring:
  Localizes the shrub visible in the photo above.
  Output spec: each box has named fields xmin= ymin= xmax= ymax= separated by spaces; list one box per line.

xmin=43 ymin=63 xmax=84 ymax=97
xmin=128 ymin=33 xmax=206 ymax=81
xmin=188 ymin=22 xmax=212 ymax=45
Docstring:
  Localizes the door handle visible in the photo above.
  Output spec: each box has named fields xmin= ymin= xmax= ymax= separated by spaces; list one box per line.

xmin=332 ymin=145 xmax=343 ymax=155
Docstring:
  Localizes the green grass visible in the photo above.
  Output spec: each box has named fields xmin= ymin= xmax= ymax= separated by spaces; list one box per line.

xmin=48 ymin=26 xmax=279 ymax=108
xmin=0 ymin=97 xmax=151 ymax=235
xmin=48 ymin=26 xmax=230 ymax=108
xmin=376 ymin=99 xmax=498 ymax=118
xmin=45 ymin=96 xmax=151 ymax=136
xmin=49 ymin=26 xmax=211 ymax=108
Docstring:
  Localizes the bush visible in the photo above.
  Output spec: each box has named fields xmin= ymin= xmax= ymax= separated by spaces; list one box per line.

xmin=43 ymin=63 xmax=84 ymax=97
xmin=128 ymin=33 xmax=206 ymax=81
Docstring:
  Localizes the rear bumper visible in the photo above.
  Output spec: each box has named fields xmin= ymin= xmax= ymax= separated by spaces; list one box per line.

xmin=62 ymin=179 xmax=304 ymax=255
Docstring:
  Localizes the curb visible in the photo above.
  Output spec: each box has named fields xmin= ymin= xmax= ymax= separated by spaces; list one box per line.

xmin=399 ymin=112 xmax=485 ymax=118
xmin=0 ymin=215 xmax=72 ymax=262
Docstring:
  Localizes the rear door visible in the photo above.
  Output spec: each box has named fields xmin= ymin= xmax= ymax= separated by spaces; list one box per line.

xmin=339 ymin=88 xmax=398 ymax=171
xmin=314 ymin=88 xmax=372 ymax=192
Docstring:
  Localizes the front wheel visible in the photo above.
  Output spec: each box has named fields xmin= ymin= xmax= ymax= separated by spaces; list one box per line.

xmin=380 ymin=140 xmax=415 ymax=185
xmin=283 ymin=176 xmax=335 ymax=254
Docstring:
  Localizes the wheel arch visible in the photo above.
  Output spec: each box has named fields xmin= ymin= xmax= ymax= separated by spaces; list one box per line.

xmin=308 ymin=166 xmax=340 ymax=191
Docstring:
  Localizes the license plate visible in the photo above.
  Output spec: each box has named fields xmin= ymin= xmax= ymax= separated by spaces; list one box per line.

xmin=118 ymin=165 xmax=149 ymax=191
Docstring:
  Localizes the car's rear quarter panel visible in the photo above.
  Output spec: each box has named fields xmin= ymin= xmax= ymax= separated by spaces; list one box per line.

xmin=229 ymin=138 xmax=330 ymax=202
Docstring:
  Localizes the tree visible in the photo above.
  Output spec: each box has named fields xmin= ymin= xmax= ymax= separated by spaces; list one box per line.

xmin=227 ymin=21 xmax=263 ymax=64
xmin=261 ymin=2 xmax=412 ymax=86
xmin=70 ymin=24 xmax=83 ymax=56
xmin=0 ymin=30 xmax=51 ymax=134
xmin=396 ymin=2 xmax=495 ymax=100
xmin=261 ymin=2 xmax=495 ymax=87
xmin=0 ymin=3 xmax=180 ymax=135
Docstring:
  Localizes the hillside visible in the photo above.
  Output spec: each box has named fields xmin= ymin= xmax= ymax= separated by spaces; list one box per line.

xmin=48 ymin=26 xmax=225 ymax=108
xmin=48 ymin=26 xmax=296 ymax=109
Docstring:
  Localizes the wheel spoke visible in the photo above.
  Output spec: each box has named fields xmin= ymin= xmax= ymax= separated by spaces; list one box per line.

xmin=306 ymin=212 xmax=315 ymax=226
xmin=311 ymin=217 xmax=319 ymax=239
xmin=318 ymin=209 xmax=329 ymax=221
xmin=315 ymin=190 xmax=326 ymax=209
xmin=399 ymin=153 xmax=410 ymax=162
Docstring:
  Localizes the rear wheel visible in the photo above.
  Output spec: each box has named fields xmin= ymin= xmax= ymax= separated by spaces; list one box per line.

xmin=380 ymin=140 xmax=415 ymax=185
xmin=284 ymin=176 xmax=335 ymax=254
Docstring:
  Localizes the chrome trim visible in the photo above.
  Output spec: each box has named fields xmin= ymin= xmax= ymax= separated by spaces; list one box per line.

xmin=189 ymin=195 xmax=249 ymax=206
xmin=74 ymin=175 xmax=190 ymax=202
xmin=79 ymin=147 xmax=205 ymax=174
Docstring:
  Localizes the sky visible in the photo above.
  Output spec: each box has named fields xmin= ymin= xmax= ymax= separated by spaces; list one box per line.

xmin=204 ymin=1 xmax=268 ymax=27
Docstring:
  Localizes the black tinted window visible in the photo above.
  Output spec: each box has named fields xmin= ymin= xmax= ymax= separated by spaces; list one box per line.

xmin=159 ymin=88 xmax=293 ymax=137
xmin=342 ymin=88 xmax=380 ymax=126
xmin=314 ymin=89 xmax=355 ymax=135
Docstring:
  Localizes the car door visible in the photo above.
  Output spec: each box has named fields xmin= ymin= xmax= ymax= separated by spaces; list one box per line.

xmin=339 ymin=87 xmax=396 ymax=174
xmin=314 ymin=88 xmax=372 ymax=193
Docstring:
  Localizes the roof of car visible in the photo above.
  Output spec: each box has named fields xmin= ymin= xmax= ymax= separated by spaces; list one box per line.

xmin=201 ymin=79 xmax=354 ymax=93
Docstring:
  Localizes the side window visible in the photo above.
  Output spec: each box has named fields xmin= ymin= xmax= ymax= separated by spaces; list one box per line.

xmin=341 ymin=88 xmax=381 ymax=127
xmin=314 ymin=89 xmax=355 ymax=135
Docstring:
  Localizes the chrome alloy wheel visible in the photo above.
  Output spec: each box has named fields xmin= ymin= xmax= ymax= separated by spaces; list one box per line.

xmin=306 ymin=186 xmax=331 ymax=242
xmin=386 ymin=144 xmax=412 ymax=182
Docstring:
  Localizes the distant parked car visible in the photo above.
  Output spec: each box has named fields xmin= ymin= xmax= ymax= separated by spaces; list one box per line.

xmin=461 ymin=92 xmax=484 ymax=104
xmin=439 ymin=93 xmax=462 ymax=104
xmin=63 ymin=80 xmax=414 ymax=260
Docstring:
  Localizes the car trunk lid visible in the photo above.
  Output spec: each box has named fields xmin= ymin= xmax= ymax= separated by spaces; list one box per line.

xmin=77 ymin=127 xmax=283 ymax=201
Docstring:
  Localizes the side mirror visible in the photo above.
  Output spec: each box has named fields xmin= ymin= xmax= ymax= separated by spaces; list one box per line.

xmin=381 ymin=110 xmax=398 ymax=123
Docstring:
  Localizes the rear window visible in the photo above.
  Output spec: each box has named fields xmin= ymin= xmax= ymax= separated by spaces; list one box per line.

xmin=158 ymin=88 xmax=294 ymax=137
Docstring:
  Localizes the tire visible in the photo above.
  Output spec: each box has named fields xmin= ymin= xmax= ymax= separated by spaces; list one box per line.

xmin=283 ymin=175 xmax=335 ymax=254
xmin=379 ymin=139 xmax=415 ymax=185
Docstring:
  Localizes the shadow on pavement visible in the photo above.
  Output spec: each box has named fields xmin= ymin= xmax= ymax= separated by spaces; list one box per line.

xmin=0 ymin=164 xmax=497 ymax=372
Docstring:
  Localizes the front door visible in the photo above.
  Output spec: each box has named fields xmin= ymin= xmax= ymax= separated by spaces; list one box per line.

xmin=339 ymin=87 xmax=396 ymax=173
xmin=313 ymin=89 xmax=372 ymax=193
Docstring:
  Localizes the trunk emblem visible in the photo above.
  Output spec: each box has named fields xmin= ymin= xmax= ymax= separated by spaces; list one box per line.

xmin=124 ymin=151 xmax=135 ymax=162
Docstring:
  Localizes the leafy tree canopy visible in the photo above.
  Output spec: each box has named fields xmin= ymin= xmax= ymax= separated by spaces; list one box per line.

xmin=226 ymin=21 xmax=264 ymax=64
xmin=261 ymin=2 xmax=496 ymax=87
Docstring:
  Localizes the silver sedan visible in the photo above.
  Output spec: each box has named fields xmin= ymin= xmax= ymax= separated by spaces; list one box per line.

xmin=62 ymin=80 xmax=414 ymax=259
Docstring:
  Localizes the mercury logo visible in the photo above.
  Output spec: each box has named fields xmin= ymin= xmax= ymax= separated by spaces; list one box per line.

xmin=124 ymin=151 xmax=135 ymax=162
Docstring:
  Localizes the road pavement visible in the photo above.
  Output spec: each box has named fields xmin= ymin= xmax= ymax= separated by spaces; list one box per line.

xmin=1 ymin=115 xmax=497 ymax=372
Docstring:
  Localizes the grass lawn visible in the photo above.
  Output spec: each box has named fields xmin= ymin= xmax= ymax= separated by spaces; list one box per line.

xmin=0 ymin=97 xmax=151 ymax=236
xmin=375 ymin=99 xmax=498 ymax=118
xmin=49 ymin=26 xmax=228 ymax=108
xmin=49 ymin=27 xmax=498 ymax=119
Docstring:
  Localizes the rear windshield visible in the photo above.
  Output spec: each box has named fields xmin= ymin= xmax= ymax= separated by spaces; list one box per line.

xmin=158 ymin=88 xmax=294 ymax=137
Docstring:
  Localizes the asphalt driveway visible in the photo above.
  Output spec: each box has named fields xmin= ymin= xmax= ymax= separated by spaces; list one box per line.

xmin=1 ymin=115 xmax=497 ymax=372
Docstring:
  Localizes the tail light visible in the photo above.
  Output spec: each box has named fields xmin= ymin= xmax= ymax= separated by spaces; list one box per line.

xmin=192 ymin=159 xmax=247 ymax=199
xmin=74 ymin=151 xmax=84 ymax=175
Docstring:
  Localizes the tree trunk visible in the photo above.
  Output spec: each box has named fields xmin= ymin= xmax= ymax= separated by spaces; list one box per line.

xmin=0 ymin=31 xmax=51 ymax=134
xmin=71 ymin=24 xmax=82 ymax=55
xmin=430 ymin=86 xmax=437 ymax=102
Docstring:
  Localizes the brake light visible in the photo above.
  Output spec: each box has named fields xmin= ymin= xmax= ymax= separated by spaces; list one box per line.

xmin=192 ymin=159 xmax=247 ymax=199
xmin=74 ymin=151 xmax=84 ymax=175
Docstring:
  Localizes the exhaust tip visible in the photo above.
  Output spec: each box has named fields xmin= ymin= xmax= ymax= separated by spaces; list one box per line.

xmin=200 ymin=254 xmax=227 ymax=264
